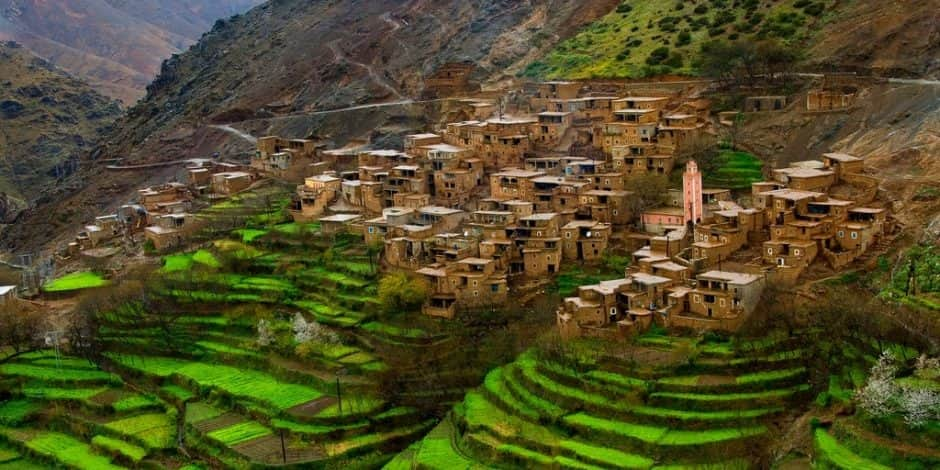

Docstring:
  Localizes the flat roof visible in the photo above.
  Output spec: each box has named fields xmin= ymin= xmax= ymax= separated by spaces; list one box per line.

xmin=643 ymin=207 xmax=684 ymax=216
xmin=563 ymin=220 xmax=603 ymax=228
xmin=423 ymin=143 xmax=468 ymax=153
xmin=698 ymin=270 xmax=761 ymax=284
xmin=631 ymin=272 xmax=673 ymax=285
xmin=392 ymin=165 xmax=421 ymax=171
xmin=665 ymin=113 xmax=695 ymax=119
xmin=458 ymin=258 xmax=492 ymax=265
xmin=494 ymin=169 xmax=545 ymax=178
xmin=614 ymin=108 xmax=656 ymax=114
xmin=320 ymin=214 xmax=361 ymax=223
xmin=419 ymin=206 xmax=464 ymax=216
xmin=774 ymin=167 xmax=835 ymax=178
xmin=585 ymin=189 xmax=631 ymax=196
xmin=810 ymin=199 xmax=853 ymax=206
xmin=417 ymin=267 xmax=447 ymax=277
xmin=406 ymin=133 xmax=440 ymax=139
xmin=822 ymin=152 xmax=862 ymax=162
xmin=306 ymin=174 xmax=340 ymax=182
xmin=520 ymin=213 xmax=559 ymax=221
xmin=762 ymin=189 xmax=826 ymax=200
xmin=849 ymin=207 xmax=885 ymax=214
xmin=0 ymin=286 xmax=16 ymax=296
xmin=653 ymin=261 xmax=688 ymax=272
xmin=487 ymin=116 xmax=537 ymax=124
xmin=538 ymin=111 xmax=571 ymax=116
xmin=613 ymin=97 xmax=668 ymax=102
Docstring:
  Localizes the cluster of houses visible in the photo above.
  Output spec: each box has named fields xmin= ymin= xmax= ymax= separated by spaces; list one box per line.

xmin=67 ymin=161 xmax=257 ymax=257
xmin=251 ymin=78 xmax=892 ymax=339
xmin=557 ymin=152 xmax=891 ymax=339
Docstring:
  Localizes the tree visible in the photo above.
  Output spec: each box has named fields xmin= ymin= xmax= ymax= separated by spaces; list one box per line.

xmin=0 ymin=299 xmax=43 ymax=362
xmin=625 ymin=173 xmax=670 ymax=227
xmin=377 ymin=272 xmax=428 ymax=314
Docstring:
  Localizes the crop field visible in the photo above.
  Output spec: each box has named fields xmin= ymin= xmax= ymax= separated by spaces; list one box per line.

xmin=41 ymin=271 xmax=110 ymax=292
xmin=396 ymin=334 xmax=812 ymax=468
xmin=705 ymin=150 xmax=764 ymax=190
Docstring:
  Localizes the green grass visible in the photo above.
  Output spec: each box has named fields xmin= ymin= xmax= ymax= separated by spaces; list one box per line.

xmin=111 ymin=394 xmax=159 ymax=412
xmin=42 ymin=271 xmax=109 ymax=292
xmin=413 ymin=420 xmax=480 ymax=469
xmin=160 ymin=384 xmax=195 ymax=402
xmin=526 ymin=0 xmax=833 ymax=79
xmin=564 ymin=412 xmax=667 ymax=444
xmin=185 ymin=402 xmax=225 ymax=424
xmin=22 ymin=386 xmax=109 ymax=401
xmin=706 ymin=151 xmax=764 ymax=190
xmin=206 ymin=421 xmax=272 ymax=446
xmin=651 ymin=385 xmax=807 ymax=403
xmin=736 ymin=368 xmax=805 ymax=384
xmin=233 ymin=228 xmax=268 ymax=243
xmin=558 ymin=439 xmax=653 ymax=469
xmin=814 ymin=428 xmax=891 ymax=470
xmin=22 ymin=432 xmax=124 ymax=470
xmin=103 ymin=413 xmax=175 ymax=449
xmin=109 ymin=355 xmax=322 ymax=410
xmin=0 ymin=363 xmax=116 ymax=382
xmin=91 ymin=436 xmax=147 ymax=463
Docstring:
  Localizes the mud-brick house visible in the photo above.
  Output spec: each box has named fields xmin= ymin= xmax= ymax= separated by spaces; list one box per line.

xmin=533 ymin=112 xmax=572 ymax=147
xmin=145 ymin=214 xmax=197 ymax=251
xmin=510 ymin=213 xmax=563 ymax=277
xmin=641 ymin=207 xmax=686 ymax=235
xmin=548 ymin=96 xmax=619 ymax=122
xmin=254 ymin=136 xmax=323 ymax=181
xmin=319 ymin=214 xmax=362 ymax=235
xmin=363 ymin=207 xmax=414 ymax=245
xmin=290 ymin=174 xmax=342 ymax=222
xmin=668 ymin=270 xmax=764 ymax=332
xmin=657 ymin=112 xmax=705 ymax=152
xmin=577 ymin=189 xmax=633 ymax=226
xmin=77 ymin=215 xmax=123 ymax=249
xmin=610 ymin=146 xmax=675 ymax=176
xmin=772 ymin=167 xmax=836 ymax=193
xmin=525 ymin=156 xmax=587 ymax=175
xmin=423 ymin=62 xmax=478 ymax=97
xmin=529 ymin=81 xmax=582 ymax=111
xmin=528 ymin=176 xmax=589 ymax=214
xmin=556 ymin=272 xmax=674 ymax=340
xmin=832 ymin=208 xmax=887 ymax=256
xmin=806 ymin=89 xmax=855 ymax=112
xmin=138 ymin=183 xmax=191 ymax=212
xmin=211 ymin=172 xmax=253 ymax=196
xmin=404 ymin=133 xmax=442 ymax=154
xmin=490 ymin=169 xmax=545 ymax=201
xmin=392 ymin=193 xmax=431 ymax=210
xmin=561 ymin=220 xmax=611 ymax=262
xmin=821 ymin=153 xmax=864 ymax=179
xmin=418 ymin=257 xmax=508 ymax=319
xmin=473 ymin=117 xmax=537 ymax=170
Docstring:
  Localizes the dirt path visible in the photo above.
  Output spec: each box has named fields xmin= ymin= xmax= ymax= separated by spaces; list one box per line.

xmin=328 ymin=40 xmax=404 ymax=100
xmin=210 ymin=124 xmax=258 ymax=144
xmin=841 ymin=419 xmax=940 ymax=459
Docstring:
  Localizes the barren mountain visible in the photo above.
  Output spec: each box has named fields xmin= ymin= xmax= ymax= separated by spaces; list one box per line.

xmin=0 ymin=0 xmax=264 ymax=104
xmin=0 ymin=41 xmax=121 ymax=224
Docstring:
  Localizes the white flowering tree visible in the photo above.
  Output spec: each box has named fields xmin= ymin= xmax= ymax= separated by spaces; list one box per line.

xmin=256 ymin=319 xmax=274 ymax=347
xmin=856 ymin=351 xmax=940 ymax=428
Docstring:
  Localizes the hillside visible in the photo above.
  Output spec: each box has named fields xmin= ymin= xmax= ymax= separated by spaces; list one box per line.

xmin=1 ymin=0 xmax=619 ymax=253
xmin=526 ymin=0 xmax=939 ymax=80
xmin=0 ymin=42 xmax=121 ymax=225
xmin=0 ymin=0 xmax=264 ymax=103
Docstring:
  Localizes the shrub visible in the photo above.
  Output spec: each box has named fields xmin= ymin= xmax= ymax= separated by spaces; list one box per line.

xmin=377 ymin=272 xmax=428 ymax=314
xmin=676 ymin=30 xmax=691 ymax=46
xmin=646 ymin=47 xmax=671 ymax=65
xmin=616 ymin=2 xmax=632 ymax=14
xmin=664 ymin=52 xmax=684 ymax=68
xmin=803 ymin=2 xmax=825 ymax=16
xmin=694 ymin=5 xmax=708 ymax=15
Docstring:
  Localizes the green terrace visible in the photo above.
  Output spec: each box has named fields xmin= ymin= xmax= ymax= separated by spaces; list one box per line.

xmin=395 ymin=334 xmax=811 ymax=468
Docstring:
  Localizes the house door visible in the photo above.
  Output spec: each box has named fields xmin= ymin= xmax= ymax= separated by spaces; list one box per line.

xmin=548 ymin=264 xmax=556 ymax=274
xmin=707 ymin=308 xmax=712 ymax=318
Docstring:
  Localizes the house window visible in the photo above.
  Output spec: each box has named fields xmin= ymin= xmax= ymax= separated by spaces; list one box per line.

xmin=610 ymin=307 xmax=617 ymax=316
xmin=491 ymin=284 xmax=499 ymax=293
xmin=368 ymin=226 xmax=375 ymax=234
xmin=720 ymin=298 xmax=726 ymax=307
xmin=473 ymin=281 xmax=478 ymax=287
xmin=613 ymin=210 xmax=618 ymax=216
xmin=473 ymin=291 xmax=479 ymax=296
xmin=851 ymin=232 xmax=858 ymax=239
xmin=767 ymin=248 xmax=774 ymax=255
xmin=838 ymin=230 xmax=845 ymax=238
xmin=565 ymin=232 xmax=571 ymax=238
xmin=694 ymin=295 xmax=701 ymax=304
xmin=794 ymin=249 xmax=801 ymax=256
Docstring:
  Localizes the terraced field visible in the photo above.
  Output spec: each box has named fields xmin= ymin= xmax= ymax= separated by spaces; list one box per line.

xmin=395 ymin=334 xmax=813 ymax=468
xmin=0 ymin=351 xmax=178 ymax=469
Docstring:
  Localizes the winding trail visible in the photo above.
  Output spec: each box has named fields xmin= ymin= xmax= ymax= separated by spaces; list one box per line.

xmin=328 ymin=41 xmax=404 ymax=99
xmin=210 ymin=124 xmax=258 ymax=144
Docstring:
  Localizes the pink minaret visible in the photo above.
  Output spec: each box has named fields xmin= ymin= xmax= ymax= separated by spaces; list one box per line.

xmin=683 ymin=160 xmax=703 ymax=225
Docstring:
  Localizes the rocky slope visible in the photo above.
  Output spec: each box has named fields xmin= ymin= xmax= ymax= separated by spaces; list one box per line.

xmin=0 ymin=0 xmax=264 ymax=104
xmin=1 ymin=0 xmax=619 ymax=253
xmin=0 ymin=41 xmax=121 ymax=225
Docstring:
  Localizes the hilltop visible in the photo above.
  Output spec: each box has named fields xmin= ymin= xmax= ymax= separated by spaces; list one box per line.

xmin=0 ymin=42 xmax=121 ymax=225
xmin=526 ymin=0 xmax=939 ymax=80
